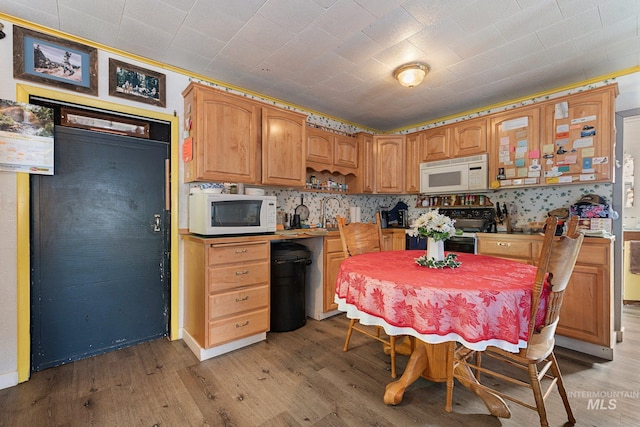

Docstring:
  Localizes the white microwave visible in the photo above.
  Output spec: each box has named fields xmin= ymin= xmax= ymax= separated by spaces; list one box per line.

xmin=420 ymin=154 xmax=488 ymax=194
xmin=189 ymin=193 xmax=277 ymax=235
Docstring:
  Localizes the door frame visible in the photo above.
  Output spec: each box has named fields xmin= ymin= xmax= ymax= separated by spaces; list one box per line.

xmin=16 ymin=83 xmax=180 ymax=382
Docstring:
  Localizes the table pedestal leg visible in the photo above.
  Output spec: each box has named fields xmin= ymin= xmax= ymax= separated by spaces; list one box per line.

xmin=383 ymin=342 xmax=427 ymax=405
xmin=452 ymin=362 xmax=511 ymax=418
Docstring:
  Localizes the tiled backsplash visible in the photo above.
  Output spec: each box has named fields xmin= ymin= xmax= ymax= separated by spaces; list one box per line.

xmin=268 ymin=183 xmax=614 ymax=228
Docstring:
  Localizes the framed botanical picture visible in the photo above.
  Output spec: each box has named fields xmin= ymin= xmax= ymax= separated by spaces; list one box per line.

xmin=13 ymin=26 xmax=98 ymax=96
xmin=109 ymin=58 xmax=166 ymax=107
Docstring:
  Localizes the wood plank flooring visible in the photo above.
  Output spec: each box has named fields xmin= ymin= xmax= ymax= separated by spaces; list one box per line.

xmin=2 ymin=305 xmax=639 ymax=426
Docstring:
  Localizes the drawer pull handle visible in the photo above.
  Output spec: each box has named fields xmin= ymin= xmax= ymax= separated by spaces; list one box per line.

xmin=236 ymin=320 xmax=250 ymax=328
xmin=236 ymin=270 xmax=249 ymax=276
xmin=235 ymin=295 xmax=249 ymax=302
xmin=235 ymin=249 xmax=248 ymax=253
xmin=497 ymin=242 xmax=511 ymax=247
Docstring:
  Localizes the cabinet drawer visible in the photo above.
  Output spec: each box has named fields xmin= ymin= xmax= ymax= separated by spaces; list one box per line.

xmin=325 ymin=236 xmax=343 ymax=254
xmin=209 ymin=284 xmax=269 ymax=320
xmin=577 ymin=243 xmax=609 ymax=265
xmin=207 ymin=308 xmax=269 ymax=347
xmin=478 ymin=239 xmax=531 ymax=260
xmin=208 ymin=242 xmax=269 ymax=266
xmin=208 ymin=261 xmax=269 ymax=292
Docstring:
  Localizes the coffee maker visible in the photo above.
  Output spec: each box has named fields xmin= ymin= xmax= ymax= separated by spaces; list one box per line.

xmin=398 ymin=209 xmax=408 ymax=228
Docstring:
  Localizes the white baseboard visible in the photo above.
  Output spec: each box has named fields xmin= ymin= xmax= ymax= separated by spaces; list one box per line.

xmin=0 ymin=371 xmax=18 ymax=391
xmin=182 ymin=329 xmax=266 ymax=361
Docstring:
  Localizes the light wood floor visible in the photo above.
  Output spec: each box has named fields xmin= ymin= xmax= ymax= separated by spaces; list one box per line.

xmin=2 ymin=305 xmax=639 ymax=427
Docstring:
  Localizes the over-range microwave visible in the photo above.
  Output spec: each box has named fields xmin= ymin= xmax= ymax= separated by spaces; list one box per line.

xmin=420 ymin=154 xmax=488 ymax=194
xmin=189 ymin=193 xmax=277 ymax=235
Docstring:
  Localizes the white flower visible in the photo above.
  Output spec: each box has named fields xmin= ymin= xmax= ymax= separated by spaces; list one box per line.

xmin=408 ymin=209 xmax=456 ymax=242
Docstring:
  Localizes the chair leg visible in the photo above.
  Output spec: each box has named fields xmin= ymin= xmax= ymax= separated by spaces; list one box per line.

xmin=343 ymin=318 xmax=357 ymax=352
xmin=389 ymin=335 xmax=397 ymax=378
xmin=527 ymin=363 xmax=550 ymax=427
xmin=549 ymin=352 xmax=576 ymax=425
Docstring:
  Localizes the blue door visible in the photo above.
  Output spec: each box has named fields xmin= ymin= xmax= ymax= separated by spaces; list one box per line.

xmin=31 ymin=125 xmax=169 ymax=371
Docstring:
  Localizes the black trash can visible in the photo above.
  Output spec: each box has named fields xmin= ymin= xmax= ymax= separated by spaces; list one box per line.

xmin=270 ymin=241 xmax=312 ymax=332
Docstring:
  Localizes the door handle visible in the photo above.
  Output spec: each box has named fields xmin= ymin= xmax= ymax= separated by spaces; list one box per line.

xmin=154 ymin=214 xmax=161 ymax=232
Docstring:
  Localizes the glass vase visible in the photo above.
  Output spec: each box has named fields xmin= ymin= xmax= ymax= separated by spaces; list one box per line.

xmin=427 ymin=237 xmax=445 ymax=262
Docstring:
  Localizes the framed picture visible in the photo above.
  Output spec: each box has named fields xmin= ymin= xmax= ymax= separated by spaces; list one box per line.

xmin=108 ymin=58 xmax=166 ymax=107
xmin=13 ymin=26 xmax=98 ymax=96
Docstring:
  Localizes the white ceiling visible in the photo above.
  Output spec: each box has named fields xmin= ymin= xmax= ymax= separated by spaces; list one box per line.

xmin=3 ymin=0 xmax=640 ymax=131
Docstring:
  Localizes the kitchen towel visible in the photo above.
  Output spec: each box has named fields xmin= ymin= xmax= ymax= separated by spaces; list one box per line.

xmin=630 ymin=241 xmax=640 ymax=274
xmin=350 ymin=206 xmax=361 ymax=223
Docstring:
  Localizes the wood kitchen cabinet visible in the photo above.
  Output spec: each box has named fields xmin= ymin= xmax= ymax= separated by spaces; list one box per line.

xmin=374 ymin=135 xmax=405 ymax=193
xmin=382 ymin=229 xmax=407 ymax=251
xmin=183 ymin=236 xmax=270 ymax=351
xmin=477 ymin=233 xmax=614 ymax=358
xmin=489 ymin=106 xmax=541 ymax=188
xmin=306 ymin=126 xmax=358 ymax=175
xmin=346 ymin=132 xmax=375 ymax=193
xmin=405 ymin=132 xmax=422 ymax=194
xmin=262 ymin=106 xmax=307 ymax=187
xmin=540 ymin=85 xmax=617 ymax=184
xmin=182 ymin=82 xmax=261 ymax=183
xmin=453 ymin=117 xmax=488 ymax=157
xmin=420 ymin=127 xmax=450 ymax=161
xmin=323 ymin=235 xmax=344 ymax=312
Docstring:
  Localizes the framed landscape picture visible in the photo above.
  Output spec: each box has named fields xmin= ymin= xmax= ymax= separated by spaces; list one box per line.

xmin=109 ymin=58 xmax=166 ymax=107
xmin=13 ymin=26 xmax=98 ymax=96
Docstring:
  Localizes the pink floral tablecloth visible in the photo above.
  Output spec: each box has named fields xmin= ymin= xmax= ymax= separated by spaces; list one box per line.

xmin=335 ymin=250 xmax=546 ymax=352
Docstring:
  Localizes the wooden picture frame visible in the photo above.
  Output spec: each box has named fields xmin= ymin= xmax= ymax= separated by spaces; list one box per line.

xmin=13 ymin=26 xmax=98 ymax=96
xmin=108 ymin=58 xmax=166 ymax=107
xmin=60 ymin=107 xmax=150 ymax=139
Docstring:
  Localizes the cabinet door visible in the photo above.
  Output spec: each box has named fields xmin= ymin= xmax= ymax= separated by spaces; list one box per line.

xmin=557 ymin=264 xmax=609 ymax=346
xmin=453 ymin=117 xmax=487 ymax=157
xmin=405 ymin=132 xmax=422 ymax=193
xmin=184 ymin=84 xmax=260 ymax=183
xmin=489 ymin=107 xmax=540 ymax=189
xmin=347 ymin=132 xmax=374 ymax=193
xmin=541 ymin=86 xmax=616 ymax=184
xmin=334 ymin=134 xmax=358 ymax=172
xmin=375 ymin=135 xmax=405 ymax=193
xmin=306 ymin=126 xmax=333 ymax=169
xmin=421 ymin=127 xmax=450 ymax=161
xmin=262 ymin=106 xmax=307 ymax=187
xmin=324 ymin=251 xmax=344 ymax=312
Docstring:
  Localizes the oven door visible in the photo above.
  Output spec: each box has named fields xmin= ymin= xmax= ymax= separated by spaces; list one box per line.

xmin=443 ymin=235 xmax=477 ymax=254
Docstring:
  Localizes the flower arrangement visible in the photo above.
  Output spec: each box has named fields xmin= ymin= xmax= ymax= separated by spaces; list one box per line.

xmin=407 ymin=209 xmax=456 ymax=242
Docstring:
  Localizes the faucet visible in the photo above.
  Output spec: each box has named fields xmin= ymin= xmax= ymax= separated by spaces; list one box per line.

xmin=321 ymin=196 xmax=341 ymax=228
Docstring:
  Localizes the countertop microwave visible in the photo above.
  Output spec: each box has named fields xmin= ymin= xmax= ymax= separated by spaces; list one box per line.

xmin=189 ymin=193 xmax=277 ymax=235
xmin=420 ymin=154 xmax=488 ymax=194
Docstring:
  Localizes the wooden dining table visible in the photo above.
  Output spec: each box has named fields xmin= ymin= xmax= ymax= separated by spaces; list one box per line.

xmin=334 ymin=250 xmax=545 ymax=417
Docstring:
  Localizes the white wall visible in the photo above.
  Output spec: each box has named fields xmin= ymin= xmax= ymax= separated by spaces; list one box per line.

xmin=623 ymin=116 xmax=640 ymax=228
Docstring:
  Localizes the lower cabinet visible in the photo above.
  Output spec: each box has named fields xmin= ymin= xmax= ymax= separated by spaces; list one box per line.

xmin=382 ymin=229 xmax=407 ymax=251
xmin=323 ymin=235 xmax=344 ymax=312
xmin=477 ymin=233 xmax=614 ymax=358
xmin=183 ymin=236 xmax=270 ymax=352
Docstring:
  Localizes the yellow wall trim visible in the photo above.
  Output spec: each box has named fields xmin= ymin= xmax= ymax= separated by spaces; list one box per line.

xmin=15 ymin=84 xmax=180 ymax=382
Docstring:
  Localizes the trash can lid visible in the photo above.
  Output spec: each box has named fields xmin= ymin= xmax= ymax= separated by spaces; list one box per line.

xmin=272 ymin=241 xmax=311 ymax=261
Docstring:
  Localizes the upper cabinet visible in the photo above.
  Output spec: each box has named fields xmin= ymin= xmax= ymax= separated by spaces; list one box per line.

xmin=420 ymin=127 xmax=450 ymax=161
xmin=346 ymin=132 xmax=375 ymax=193
xmin=540 ymin=85 xmax=617 ymax=184
xmin=182 ymin=82 xmax=307 ymax=187
xmin=489 ymin=106 xmax=541 ymax=189
xmin=374 ymin=135 xmax=405 ymax=193
xmin=489 ymin=84 xmax=617 ymax=190
xmin=405 ymin=132 xmax=422 ymax=194
xmin=182 ymin=82 xmax=261 ymax=183
xmin=306 ymin=126 xmax=358 ymax=175
xmin=262 ymin=106 xmax=307 ymax=187
xmin=453 ymin=117 xmax=488 ymax=158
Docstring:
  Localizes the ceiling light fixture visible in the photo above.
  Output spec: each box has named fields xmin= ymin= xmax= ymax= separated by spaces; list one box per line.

xmin=394 ymin=62 xmax=428 ymax=88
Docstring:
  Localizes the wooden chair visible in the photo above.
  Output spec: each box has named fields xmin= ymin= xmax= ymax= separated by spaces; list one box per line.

xmin=445 ymin=215 xmax=584 ymax=427
xmin=337 ymin=212 xmax=402 ymax=378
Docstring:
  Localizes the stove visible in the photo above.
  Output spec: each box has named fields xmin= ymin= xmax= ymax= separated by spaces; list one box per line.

xmin=405 ymin=207 xmax=496 ymax=254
